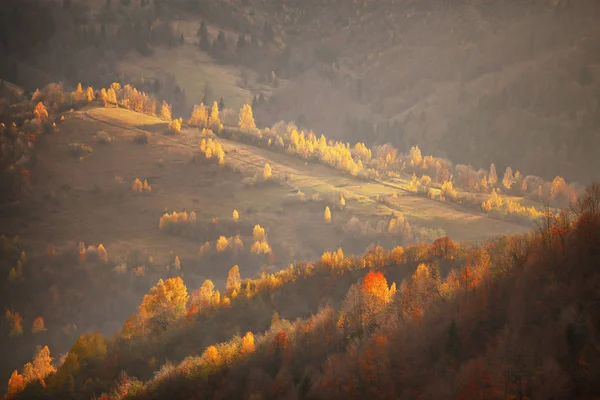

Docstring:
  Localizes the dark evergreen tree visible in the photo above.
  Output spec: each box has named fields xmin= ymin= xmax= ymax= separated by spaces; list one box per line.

xmin=197 ymin=21 xmax=210 ymax=51
xmin=236 ymin=33 xmax=247 ymax=52
xmin=445 ymin=319 xmax=462 ymax=361
xmin=216 ymin=30 xmax=227 ymax=52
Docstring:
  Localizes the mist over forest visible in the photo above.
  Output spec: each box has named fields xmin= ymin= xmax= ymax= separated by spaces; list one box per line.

xmin=0 ymin=1 xmax=599 ymax=399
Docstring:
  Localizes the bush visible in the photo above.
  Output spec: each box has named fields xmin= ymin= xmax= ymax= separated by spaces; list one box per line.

xmin=167 ymin=118 xmax=183 ymax=135
xmin=95 ymin=131 xmax=112 ymax=144
xmin=68 ymin=143 xmax=93 ymax=159
xmin=135 ymin=131 xmax=150 ymax=144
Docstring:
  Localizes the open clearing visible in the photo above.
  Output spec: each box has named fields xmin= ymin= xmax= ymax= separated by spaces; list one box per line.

xmin=118 ymin=44 xmax=253 ymax=112
xmin=85 ymin=106 xmax=530 ymax=242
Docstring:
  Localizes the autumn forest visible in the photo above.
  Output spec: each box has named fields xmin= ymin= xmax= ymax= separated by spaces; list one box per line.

xmin=1 ymin=0 xmax=600 ymax=399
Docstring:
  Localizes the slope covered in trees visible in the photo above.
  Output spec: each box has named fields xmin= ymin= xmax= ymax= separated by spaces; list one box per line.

xmin=6 ymin=183 xmax=600 ymax=399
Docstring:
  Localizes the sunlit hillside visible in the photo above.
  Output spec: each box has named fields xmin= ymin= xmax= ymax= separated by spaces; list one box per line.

xmin=1 ymin=0 xmax=599 ymax=399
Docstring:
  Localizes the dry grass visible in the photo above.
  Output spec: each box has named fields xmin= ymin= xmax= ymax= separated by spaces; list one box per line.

xmin=118 ymin=45 xmax=252 ymax=113
xmin=4 ymin=106 xmax=530 ymax=286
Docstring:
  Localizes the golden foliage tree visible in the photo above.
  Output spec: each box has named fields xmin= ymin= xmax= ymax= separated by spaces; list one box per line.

xmin=441 ymin=180 xmax=458 ymax=201
xmin=226 ymin=265 xmax=241 ymax=295
xmin=7 ymin=370 xmax=25 ymax=397
xmin=200 ymin=138 xmax=225 ymax=165
xmin=31 ymin=317 xmax=46 ymax=333
xmin=240 ymin=331 xmax=255 ymax=357
xmin=6 ymin=309 xmax=23 ymax=338
xmin=502 ymin=166 xmax=514 ymax=190
xmin=71 ymin=83 xmax=85 ymax=103
xmin=188 ymin=103 xmax=209 ymax=127
xmin=188 ymin=280 xmax=215 ymax=315
xmin=359 ymin=271 xmax=392 ymax=331
xmin=168 ymin=118 xmax=182 ymax=133
xmin=34 ymin=102 xmax=49 ymax=121
xmin=106 ymin=88 xmax=117 ymax=105
xmin=216 ymin=236 xmax=229 ymax=252
xmin=159 ymin=101 xmax=172 ymax=121
xmin=550 ymin=176 xmax=566 ymax=200
xmin=263 ymin=162 xmax=272 ymax=180
xmin=232 ymin=209 xmax=239 ymax=222
xmin=324 ymin=206 xmax=332 ymax=223
xmin=31 ymin=346 xmax=56 ymax=387
xmin=133 ymin=277 xmax=189 ymax=334
xmin=250 ymin=240 xmax=272 ymax=255
xmin=208 ymin=101 xmax=221 ymax=130
xmin=132 ymin=178 xmax=143 ymax=193
xmin=232 ymin=235 xmax=244 ymax=252
xmin=96 ymin=244 xmax=108 ymax=264
xmin=238 ymin=103 xmax=256 ymax=130
xmin=86 ymin=86 xmax=95 ymax=102
xmin=253 ymin=225 xmax=266 ymax=241
xmin=420 ymin=175 xmax=432 ymax=187
xmin=54 ymin=333 xmax=106 ymax=387
xmin=408 ymin=173 xmax=419 ymax=192
xmin=409 ymin=145 xmax=422 ymax=168
xmin=488 ymin=163 xmax=498 ymax=186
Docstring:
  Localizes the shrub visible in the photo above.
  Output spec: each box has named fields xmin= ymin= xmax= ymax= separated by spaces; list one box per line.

xmin=441 ymin=180 xmax=458 ymax=201
xmin=199 ymin=138 xmax=225 ymax=165
xmin=168 ymin=118 xmax=183 ymax=134
xmin=135 ymin=131 xmax=150 ymax=144
xmin=68 ymin=143 xmax=93 ymax=159
xmin=95 ymin=131 xmax=112 ymax=144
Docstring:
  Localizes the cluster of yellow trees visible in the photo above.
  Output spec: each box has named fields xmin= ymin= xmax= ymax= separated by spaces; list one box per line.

xmin=250 ymin=224 xmax=272 ymax=255
xmin=131 ymin=178 xmax=152 ymax=194
xmin=200 ymin=138 xmax=225 ymax=165
xmin=70 ymin=83 xmax=95 ymax=105
xmin=158 ymin=211 xmax=197 ymax=230
xmin=286 ymin=129 xmax=364 ymax=176
xmin=6 ymin=346 xmax=55 ymax=397
xmin=387 ymin=215 xmax=412 ymax=238
xmin=188 ymin=102 xmax=222 ymax=131
xmin=482 ymin=189 xmax=543 ymax=219
xmin=215 ymin=235 xmax=244 ymax=253
xmin=6 ymin=251 xmax=25 ymax=282
xmin=94 ymin=82 xmax=174 ymax=122
xmin=168 ymin=118 xmax=183 ymax=133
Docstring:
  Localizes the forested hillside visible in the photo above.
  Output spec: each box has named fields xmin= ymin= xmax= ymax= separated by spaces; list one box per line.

xmin=6 ymin=184 xmax=600 ymax=399
xmin=1 ymin=1 xmax=599 ymax=399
